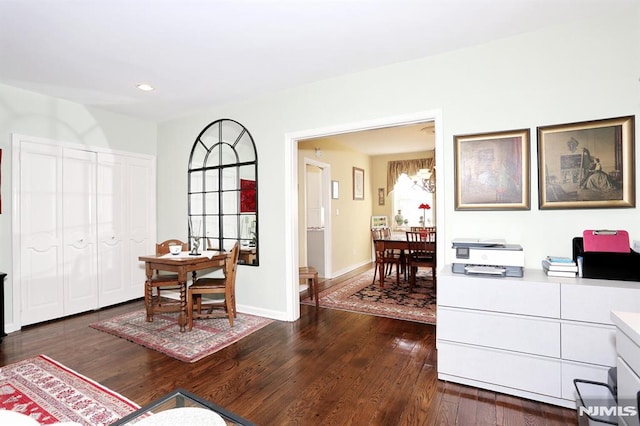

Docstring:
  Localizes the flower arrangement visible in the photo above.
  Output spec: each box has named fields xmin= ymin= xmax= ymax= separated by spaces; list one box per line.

xmin=418 ymin=203 xmax=431 ymax=226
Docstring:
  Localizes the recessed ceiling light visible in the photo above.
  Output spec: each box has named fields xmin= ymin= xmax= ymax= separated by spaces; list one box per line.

xmin=136 ymin=83 xmax=154 ymax=92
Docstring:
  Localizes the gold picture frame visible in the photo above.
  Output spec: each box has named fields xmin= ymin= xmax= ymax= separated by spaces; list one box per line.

xmin=537 ymin=115 xmax=635 ymax=209
xmin=454 ymin=129 xmax=530 ymax=210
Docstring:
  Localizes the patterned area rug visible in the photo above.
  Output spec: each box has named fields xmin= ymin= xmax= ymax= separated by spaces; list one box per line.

xmin=90 ymin=310 xmax=273 ymax=363
xmin=301 ymin=268 xmax=436 ymax=324
xmin=0 ymin=355 xmax=139 ymax=425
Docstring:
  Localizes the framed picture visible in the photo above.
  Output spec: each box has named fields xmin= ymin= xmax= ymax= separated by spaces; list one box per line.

xmin=352 ymin=167 xmax=364 ymax=200
xmin=377 ymin=187 xmax=385 ymax=205
xmin=331 ymin=180 xmax=339 ymax=199
xmin=537 ymin=116 xmax=635 ymax=209
xmin=454 ymin=129 xmax=530 ymax=210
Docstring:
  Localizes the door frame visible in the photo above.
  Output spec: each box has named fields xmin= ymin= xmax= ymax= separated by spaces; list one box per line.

xmin=284 ymin=109 xmax=443 ymax=321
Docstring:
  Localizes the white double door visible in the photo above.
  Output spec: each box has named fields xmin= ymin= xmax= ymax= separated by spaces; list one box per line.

xmin=14 ymin=136 xmax=155 ymax=326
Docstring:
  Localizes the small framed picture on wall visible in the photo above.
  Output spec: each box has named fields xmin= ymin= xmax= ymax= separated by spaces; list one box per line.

xmin=353 ymin=167 xmax=364 ymax=200
xmin=377 ymin=187 xmax=385 ymax=205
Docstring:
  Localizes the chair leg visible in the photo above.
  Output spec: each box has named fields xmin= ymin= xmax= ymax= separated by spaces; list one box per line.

xmin=410 ymin=266 xmax=417 ymax=292
xmin=307 ymin=278 xmax=314 ymax=301
xmin=225 ymin=298 xmax=234 ymax=327
xmin=371 ymin=263 xmax=378 ymax=285
xmin=144 ymin=280 xmax=152 ymax=322
xmin=187 ymin=291 xmax=194 ymax=331
xmin=231 ymin=293 xmax=237 ymax=318
xmin=312 ymin=274 xmax=319 ymax=308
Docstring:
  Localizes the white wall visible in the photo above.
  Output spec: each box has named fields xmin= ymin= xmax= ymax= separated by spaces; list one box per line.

xmin=1 ymin=6 xmax=638 ymax=327
xmin=0 ymin=84 xmax=157 ymax=330
xmin=157 ymin=7 xmax=640 ymax=321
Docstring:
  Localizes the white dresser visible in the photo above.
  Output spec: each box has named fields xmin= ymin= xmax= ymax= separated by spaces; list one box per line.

xmin=437 ymin=268 xmax=640 ymax=408
xmin=611 ymin=311 xmax=640 ymax=426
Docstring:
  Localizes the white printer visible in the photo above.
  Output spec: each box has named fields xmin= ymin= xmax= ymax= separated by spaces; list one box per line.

xmin=451 ymin=238 xmax=524 ymax=277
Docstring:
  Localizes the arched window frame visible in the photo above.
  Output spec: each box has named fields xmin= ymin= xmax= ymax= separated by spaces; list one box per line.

xmin=188 ymin=119 xmax=259 ymax=265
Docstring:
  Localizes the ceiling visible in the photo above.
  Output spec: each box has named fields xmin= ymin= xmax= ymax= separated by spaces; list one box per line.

xmin=0 ymin=0 xmax=634 ymax=124
xmin=306 ymin=121 xmax=435 ymax=156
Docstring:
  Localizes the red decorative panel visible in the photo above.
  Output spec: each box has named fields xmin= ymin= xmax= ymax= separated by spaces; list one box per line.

xmin=240 ymin=179 xmax=256 ymax=213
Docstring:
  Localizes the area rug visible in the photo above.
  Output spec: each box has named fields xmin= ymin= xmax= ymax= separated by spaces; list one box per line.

xmin=301 ymin=268 xmax=436 ymax=324
xmin=90 ymin=310 xmax=273 ymax=363
xmin=0 ymin=354 xmax=139 ymax=425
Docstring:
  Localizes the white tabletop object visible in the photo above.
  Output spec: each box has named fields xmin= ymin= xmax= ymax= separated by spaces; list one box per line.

xmin=133 ymin=407 xmax=226 ymax=426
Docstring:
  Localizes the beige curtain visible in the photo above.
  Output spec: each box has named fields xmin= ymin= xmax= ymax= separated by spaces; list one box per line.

xmin=386 ymin=158 xmax=434 ymax=194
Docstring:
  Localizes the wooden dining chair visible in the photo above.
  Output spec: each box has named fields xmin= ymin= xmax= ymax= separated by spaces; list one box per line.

xmin=187 ymin=242 xmax=240 ymax=329
xmin=371 ymin=228 xmax=402 ymax=287
xmin=145 ymin=239 xmax=188 ymax=322
xmin=405 ymin=229 xmax=436 ymax=292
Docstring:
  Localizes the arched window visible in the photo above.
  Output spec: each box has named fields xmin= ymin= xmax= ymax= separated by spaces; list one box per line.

xmin=188 ymin=119 xmax=259 ymax=265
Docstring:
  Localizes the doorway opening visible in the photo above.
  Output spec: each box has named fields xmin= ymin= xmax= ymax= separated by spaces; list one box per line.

xmin=284 ymin=110 xmax=443 ymax=321
xmin=302 ymin=157 xmax=332 ymax=281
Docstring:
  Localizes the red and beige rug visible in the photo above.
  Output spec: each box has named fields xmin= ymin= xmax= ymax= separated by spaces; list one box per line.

xmin=301 ymin=268 xmax=436 ymax=324
xmin=90 ymin=310 xmax=273 ymax=363
xmin=0 ymin=355 xmax=139 ymax=425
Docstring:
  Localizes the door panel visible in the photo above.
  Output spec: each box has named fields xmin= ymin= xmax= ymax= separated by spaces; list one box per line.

xmin=127 ymin=156 xmax=154 ymax=298
xmin=20 ymin=142 xmax=64 ymax=325
xmin=62 ymin=148 xmax=98 ymax=315
xmin=97 ymin=153 xmax=128 ymax=306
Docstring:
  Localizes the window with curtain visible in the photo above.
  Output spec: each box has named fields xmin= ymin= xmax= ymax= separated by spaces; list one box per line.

xmin=386 ymin=157 xmax=433 ymax=195
xmin=392 ymin=173 xmax=434 ymax=227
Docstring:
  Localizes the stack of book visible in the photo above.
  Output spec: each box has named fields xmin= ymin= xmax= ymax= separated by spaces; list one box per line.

xmin=542 ymin=256 xmax=578 ymax=277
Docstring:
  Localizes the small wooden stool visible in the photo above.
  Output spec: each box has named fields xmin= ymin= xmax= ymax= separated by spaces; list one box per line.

xmin=299 ymin=266 xmax=319 ymax=308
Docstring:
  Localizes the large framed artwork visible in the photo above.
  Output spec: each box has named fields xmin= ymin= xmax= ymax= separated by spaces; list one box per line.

xmin=537 ymin=116 xmax=635 ymax=209
xmin=454 ymin=129 xmax=530 ymax=210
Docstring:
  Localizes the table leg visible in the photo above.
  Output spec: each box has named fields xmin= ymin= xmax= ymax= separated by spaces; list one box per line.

xmin=178 ymin=281 xmax=187 ymax=332
xmin=144 ymin=267 xmax=154 ymax=322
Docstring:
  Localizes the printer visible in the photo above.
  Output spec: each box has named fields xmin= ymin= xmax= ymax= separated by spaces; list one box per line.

xmin=451 ymin=238 xmax=525 ymax=277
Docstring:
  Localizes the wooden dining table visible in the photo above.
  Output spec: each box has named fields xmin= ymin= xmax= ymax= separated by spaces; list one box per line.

xmin=373 ymin=230 xmax=436 ymax=286
xmin=139 ymin=250 xmax=227 ymax=332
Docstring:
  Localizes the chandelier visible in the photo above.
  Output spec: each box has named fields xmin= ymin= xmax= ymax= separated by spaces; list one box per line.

xmin=415 ymin=168 xmax=436 ymax=193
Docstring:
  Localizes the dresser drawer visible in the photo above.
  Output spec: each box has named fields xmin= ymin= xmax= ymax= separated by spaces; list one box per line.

xmin=438 ymin=341 xmax=562 ymax=398
xmin=562 ymin=284 xmax=640 ymax=324
xmin=438 ymin=275 xmax=559 ymax=318
xmin=617 ymin=329 xmax=640 ymax=377
xmin=561 ymin=322 xmax=616 ymax=366
xmin=438 ymin=307 xmax=560 ymax=357
xmin=561 ymin=360 xmax=610 ymax=401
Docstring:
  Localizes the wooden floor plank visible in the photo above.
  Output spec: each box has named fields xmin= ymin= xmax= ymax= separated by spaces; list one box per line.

xmin=0 ymin=268 xmax=578 ymax=425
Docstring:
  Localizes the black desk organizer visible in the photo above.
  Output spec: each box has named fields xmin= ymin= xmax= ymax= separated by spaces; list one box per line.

xmin=573 ymin=237 xmax=640 ymax=282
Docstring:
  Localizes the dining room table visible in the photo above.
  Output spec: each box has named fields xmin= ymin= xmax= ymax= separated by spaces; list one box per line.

xmin=139 ymin=250 xmax=228 ymax=332
xmin=373 ymin=230 xmax=436 ymax=286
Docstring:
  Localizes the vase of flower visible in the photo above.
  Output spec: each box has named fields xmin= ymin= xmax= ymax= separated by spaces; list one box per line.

xmin=418 ymin=203 xmax=431 ymax=227
xmin=394 ymin=210 xmax=404 ymax=226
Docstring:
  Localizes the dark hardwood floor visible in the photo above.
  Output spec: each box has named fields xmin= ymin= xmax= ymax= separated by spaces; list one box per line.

xmin=1 ymin=268 xmax=577 ymax=425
